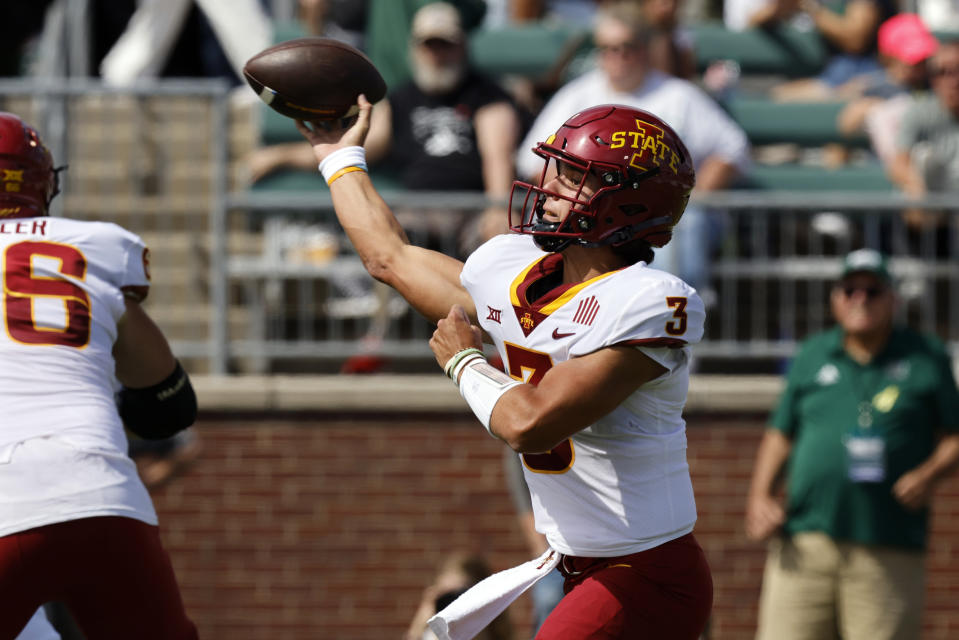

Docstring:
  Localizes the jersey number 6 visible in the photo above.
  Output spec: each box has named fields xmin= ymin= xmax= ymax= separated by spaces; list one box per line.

xmin=3 ymin=241 xmax=91 ymax=347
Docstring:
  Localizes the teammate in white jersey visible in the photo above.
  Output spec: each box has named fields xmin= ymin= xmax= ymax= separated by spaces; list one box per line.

xmin=0 ymin=112 xmax=198 ymax=639
xmin=298 ymin=98 xmax=712 ymax=639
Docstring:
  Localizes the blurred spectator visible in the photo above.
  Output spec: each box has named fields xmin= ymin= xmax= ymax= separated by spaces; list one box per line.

xmin=406 ymin=552 xmax=514 ymax=640
xmin=502 ymin=450 xmax=565 ymax=635
xmin=286 ymin=0 xmax=368 ymax=49
xmin=516 ymin=0 xmax=749 ymax=295
xmin=837 ymin=14 xmax=937 ymax=163
xmin=746 ymin=248 xmax=959 ymax=640
xmin=770 ymin=0 xmax=896 ymax=101
xmin=886 ymin=39 xmax=959 ymax=237
xmin=641 ymin=0 xmax=697 ymax=79
xmin=887 ymin=40 xmax=959 ymax=195
xmin=364 ymin=0 xmax=488 ymax=90
xmin=98 ymin=0 xmax=271 ymax=86
xmin=363 ymin=1 xmax=522 ymax=251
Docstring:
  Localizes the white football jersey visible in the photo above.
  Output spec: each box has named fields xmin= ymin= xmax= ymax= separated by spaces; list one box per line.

xmin=462 ymin=234 xmax=704 ymax=557
xmin=0 ymin=216 xmax=157 ymax=536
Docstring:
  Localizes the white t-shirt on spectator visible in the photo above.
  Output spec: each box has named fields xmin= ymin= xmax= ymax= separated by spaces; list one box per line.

xmin=516 ymin=69 xmax=750 ymax=180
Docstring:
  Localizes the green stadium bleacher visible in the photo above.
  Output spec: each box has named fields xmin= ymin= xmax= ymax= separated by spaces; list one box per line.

xmin=719 ymin=96 xmax=892 ymax=191
xmin=723 ymin=97 xmax=868 ymax=148
xmin=740 ymin=163 xmax=892 ymax=191
xmin=469 ymin=23 xmax=591 ymax=79
xmin=692 ymin=21 xmax=827 ymax=77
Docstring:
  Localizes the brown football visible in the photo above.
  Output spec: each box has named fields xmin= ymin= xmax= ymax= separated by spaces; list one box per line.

xmin=243 ymin=37 xmax=387 ymax=121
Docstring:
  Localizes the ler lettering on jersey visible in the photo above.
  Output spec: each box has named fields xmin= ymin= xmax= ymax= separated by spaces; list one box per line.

xmin=0 ymin=220 xmax=47 ymax=235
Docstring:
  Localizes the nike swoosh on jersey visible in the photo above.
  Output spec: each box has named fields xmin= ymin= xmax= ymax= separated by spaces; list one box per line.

xmin=552 ymin=328 xmax=575 ymax=339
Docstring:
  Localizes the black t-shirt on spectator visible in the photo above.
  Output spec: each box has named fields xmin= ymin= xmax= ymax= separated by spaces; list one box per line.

xmin=386 ymin=69 xmax=512 ymax=191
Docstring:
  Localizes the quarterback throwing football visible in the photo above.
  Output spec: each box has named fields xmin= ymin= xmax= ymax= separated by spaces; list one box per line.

xmin=299 ymin=96 xmax=712 ymax=639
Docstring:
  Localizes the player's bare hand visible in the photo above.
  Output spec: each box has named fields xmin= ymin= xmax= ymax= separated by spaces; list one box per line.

xmin=745 ymin=493 xmax=785 ymax=542
xmin=296 ymin=94 xmax=373 ymax=162
xmin=430 ymin=305 xmax=483 ymax=369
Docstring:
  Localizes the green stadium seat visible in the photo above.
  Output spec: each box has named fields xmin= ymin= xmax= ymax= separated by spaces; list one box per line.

xmin=722 ymin=97 xmax=869 ymax=147
xmin=469 ymin=24 xmax=591 ymax=79
xmin=258 ymin=104 xmax=303 ymax=146
xmin=719 ymin=96 xmax=886 ymax=191
xmin=272 ymin=20 xmax=308 ymax=44
xmin=692 ymin=22 xmax=827 ymax=77
xmin=738 ymin=163 xmax=893 ymax=191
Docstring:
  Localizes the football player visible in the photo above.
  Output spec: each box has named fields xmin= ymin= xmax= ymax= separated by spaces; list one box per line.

xmin=298 ymin=97 xmax=712 ymax=639
xmin=0 ymin=112 xmax=198 ymax=639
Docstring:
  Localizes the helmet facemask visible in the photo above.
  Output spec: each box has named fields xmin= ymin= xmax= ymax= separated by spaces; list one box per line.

xmin=510 ymin=146 xmax=672 ymax=252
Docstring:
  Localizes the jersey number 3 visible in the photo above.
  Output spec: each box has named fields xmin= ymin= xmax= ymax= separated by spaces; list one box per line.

xmin=3 ymin=241 xmax=91 ymax=347
xmin=503 ymin=342 xmax=574 ymax=474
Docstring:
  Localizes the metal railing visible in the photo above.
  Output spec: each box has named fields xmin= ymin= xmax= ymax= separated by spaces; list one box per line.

xmin=225 ymin=189 xmax=959 ymax=373
xmin=2 ymin=79 xmax=956 ymax=375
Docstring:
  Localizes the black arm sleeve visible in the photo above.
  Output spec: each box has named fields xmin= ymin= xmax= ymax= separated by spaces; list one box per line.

xmin=118 ymin=360 xmax=198 ymax=440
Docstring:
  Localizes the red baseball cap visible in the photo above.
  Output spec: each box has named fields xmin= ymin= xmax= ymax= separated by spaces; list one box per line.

xmin=878 ymin=14 xmax=938 ymax=65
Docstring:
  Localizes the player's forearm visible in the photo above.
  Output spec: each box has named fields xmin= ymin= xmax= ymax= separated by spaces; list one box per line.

xmin=490 ymin=385 xmax=585 ymax=453
xmin=329 ymin=170 xmax=411 ymax=280
xmin=490 ymin=385 xmax=572 ymax=453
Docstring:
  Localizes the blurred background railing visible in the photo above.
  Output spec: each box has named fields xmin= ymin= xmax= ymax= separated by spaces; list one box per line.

xmin=2 ymin=79 xmax=956 ymax=377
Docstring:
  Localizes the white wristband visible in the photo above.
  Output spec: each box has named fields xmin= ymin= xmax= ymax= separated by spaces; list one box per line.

xmin=443 ymin=348 xmax=485 ymax=380
xmin=458 ymin=360 xmax=522 ymax=436
xmin=318 ymin=146 xmax=368 ymax=184
xmin=451 ymin=354 xmax=486 ymax=384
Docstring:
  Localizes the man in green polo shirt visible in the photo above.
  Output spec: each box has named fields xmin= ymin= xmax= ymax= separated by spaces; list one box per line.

xmin=745 ymin=248 xmax=959 ymax=640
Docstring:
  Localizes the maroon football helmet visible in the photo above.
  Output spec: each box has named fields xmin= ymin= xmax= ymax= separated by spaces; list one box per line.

xmin=510 ymin=104 xmax=695 ymax=252
xmin=0 ymin=112 xmax=60 ymax=218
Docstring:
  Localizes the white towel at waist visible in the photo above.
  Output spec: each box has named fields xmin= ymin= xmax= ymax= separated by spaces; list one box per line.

xmin=428 ymin=548 xmax=561 ymax=640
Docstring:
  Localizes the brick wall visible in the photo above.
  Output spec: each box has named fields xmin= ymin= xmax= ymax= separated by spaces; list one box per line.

xmin=152 ymin=412 xmax=959 ymax=639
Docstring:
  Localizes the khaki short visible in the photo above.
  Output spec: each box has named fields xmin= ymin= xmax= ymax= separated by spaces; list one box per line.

xmin=755 ymin=531 xmax=925 ymax=640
